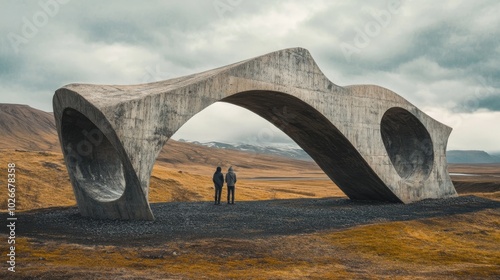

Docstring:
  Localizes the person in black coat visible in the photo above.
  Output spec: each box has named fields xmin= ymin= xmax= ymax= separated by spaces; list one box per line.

xmin=225 ymin=166 xmax=237 ymax=204
xmin=212 ymin=166 xmax=224 ymax=205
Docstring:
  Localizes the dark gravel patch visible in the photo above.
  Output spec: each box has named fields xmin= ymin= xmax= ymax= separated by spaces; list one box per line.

xmin=6 ymin=195 xmax=499 ymax=246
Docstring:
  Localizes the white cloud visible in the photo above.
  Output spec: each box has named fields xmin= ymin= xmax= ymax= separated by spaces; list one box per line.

xmin=448 ymin=111 xmax=500 ymax=152
xmin=424 ymin=107 xmax=500 ymax=152
xmin=171 ymin=102 xmax=290 ymax=145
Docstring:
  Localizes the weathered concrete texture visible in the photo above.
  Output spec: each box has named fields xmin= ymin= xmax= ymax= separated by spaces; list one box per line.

xmin=53 ymin=48 xmax=457 ymax=220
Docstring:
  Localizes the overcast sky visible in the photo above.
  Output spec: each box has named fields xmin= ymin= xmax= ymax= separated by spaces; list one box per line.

xmin=1 ymin=0 xmax=499 ymax=151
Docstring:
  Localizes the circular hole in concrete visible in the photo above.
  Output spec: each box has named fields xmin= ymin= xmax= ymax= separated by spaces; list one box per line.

xmin=61 ymin=108 xmax=125 ymax=202
xmin=380 ymin=107 xmax=434 ymax=179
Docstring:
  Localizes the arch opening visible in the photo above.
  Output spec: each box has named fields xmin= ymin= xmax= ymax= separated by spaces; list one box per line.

xmin=222 ymin=90 xmax=401 ymax=202
xmin=61 ymin=108 xmax=126 ymax=202
xmin=380 ymin=107 xmax=434 ymax=180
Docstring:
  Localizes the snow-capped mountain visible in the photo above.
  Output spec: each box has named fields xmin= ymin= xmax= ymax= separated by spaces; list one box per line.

xmin=177 ymin=139 xmax=313 ymax=161
xmin=177 ymin=140 xmax=500 ymax=164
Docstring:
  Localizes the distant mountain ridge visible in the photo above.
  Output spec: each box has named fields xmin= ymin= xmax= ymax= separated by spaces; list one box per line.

xmin=1 ymin=103 xmax=498 ymax=164
xmin=177 ymin=139 xmax=313 ymax=161
xmin=0 ymin=103 xmax=59 ymax=151
xmin=447 ymin=150 xmax=500 ymax=164
xmin=182 ymin=140 xmax=500 ymax=164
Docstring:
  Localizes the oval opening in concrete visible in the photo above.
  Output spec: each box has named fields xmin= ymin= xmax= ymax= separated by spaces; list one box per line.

xmin=61 ymin=108 xmax=126 ymax=202
xmin=380 ymin=107 xmax=434 ymax=179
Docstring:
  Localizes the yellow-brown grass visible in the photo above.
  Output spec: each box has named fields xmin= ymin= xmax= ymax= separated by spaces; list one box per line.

xmin=7 ymin=209 xmax=499 ymax=279
xmin=320 ymin=209 xmax=500 ymax=278
xmin=0 ymin=151 xmax=75 ymax=210
xmin=150 ymin=163 xmax=343 ymax=203
xmin=449 ymin=163 xmax=500 ymax=201
xmin=0 ymin=150 xmax=343 ymax=211
xmin=1 ymin=150 xmax=499 ymax=279
xmin=1 ymin=150 xmax=498 ymax=212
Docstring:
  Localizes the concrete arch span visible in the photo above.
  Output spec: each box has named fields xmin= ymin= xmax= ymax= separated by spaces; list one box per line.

xmin=222 ymin=90 xmax=400 ymax=202
xmin=53 ymin=47 xmax=456 ymax=220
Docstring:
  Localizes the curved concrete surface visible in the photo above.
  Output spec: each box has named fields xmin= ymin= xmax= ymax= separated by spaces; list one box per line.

xmin=53 ymin=48 xmax=457 ymax=220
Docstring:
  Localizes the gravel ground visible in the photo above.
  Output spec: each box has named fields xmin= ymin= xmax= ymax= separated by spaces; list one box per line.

xmin=9 ymin=196 xmax=500 ymax=246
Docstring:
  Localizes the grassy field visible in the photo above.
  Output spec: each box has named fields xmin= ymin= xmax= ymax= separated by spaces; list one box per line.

xmin=0 ymin=150 xmax=342 ymax=211
xmin=5 ymin=209 xmax=499 ymax=279
xmin=0 ymin=150 xmax=499 ymax=279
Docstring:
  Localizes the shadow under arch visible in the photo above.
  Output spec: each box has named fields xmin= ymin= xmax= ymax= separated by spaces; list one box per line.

xmin=222 ymin=90 xmax=401 ymax=202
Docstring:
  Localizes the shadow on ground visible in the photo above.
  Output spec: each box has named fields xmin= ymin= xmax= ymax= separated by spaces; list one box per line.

xmin=6 ymin=196 xmax=499 ymax=246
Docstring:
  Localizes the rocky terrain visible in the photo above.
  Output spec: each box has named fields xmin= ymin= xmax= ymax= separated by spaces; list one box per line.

xmin=9 ymin=196 xmax=498 ymax=246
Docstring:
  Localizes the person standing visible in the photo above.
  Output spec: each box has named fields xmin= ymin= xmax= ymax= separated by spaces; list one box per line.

xmin=212 ymin=166 xmax=224 ymax=205
xmin=225 ymin=166 xmax=237 ymax=204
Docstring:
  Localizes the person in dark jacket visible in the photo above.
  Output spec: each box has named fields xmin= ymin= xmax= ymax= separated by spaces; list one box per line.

xmin=212 ymin=166 xmax=224 ymax=205
xmin=225 ymin=166 xmax=237 ymax=204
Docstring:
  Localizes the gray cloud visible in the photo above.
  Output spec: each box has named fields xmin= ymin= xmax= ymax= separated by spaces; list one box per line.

xmin=0 ymin=0 xmax=499 ymax=150
xmin=477 ymin=95 xmax=500 ymax=111
xmin=457 ymin=93 xmax=500 ymax=113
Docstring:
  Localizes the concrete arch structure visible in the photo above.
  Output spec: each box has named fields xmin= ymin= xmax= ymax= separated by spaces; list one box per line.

xmin=53 ymin=48 xmax=457 ymax=220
